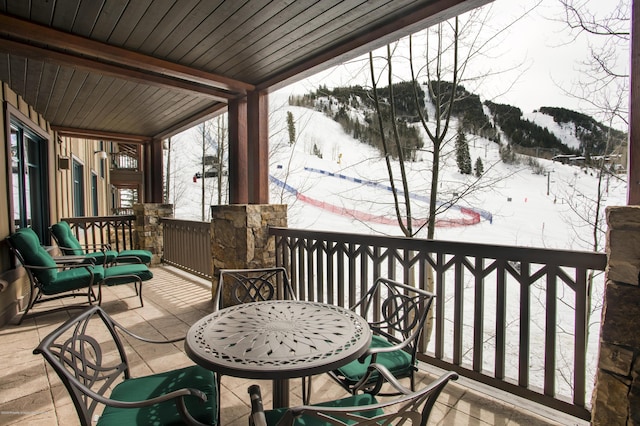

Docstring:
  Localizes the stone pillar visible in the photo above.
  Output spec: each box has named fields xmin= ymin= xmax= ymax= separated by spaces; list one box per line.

xmin=210 ymin=204 xmax=287 ymax=298
xmin=133 ymin=203 xmax=174 ymax=265
xmin=591 ymin=206 xmax=640 ymax=425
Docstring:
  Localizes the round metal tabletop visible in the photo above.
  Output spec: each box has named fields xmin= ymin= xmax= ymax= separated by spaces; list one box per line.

xmin=185 ymin=300 xmax=372 ymax=379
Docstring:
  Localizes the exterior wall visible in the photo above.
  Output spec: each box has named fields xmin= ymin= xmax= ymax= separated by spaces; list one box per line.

xmin=0 ymin=82 xmax=116 ymax=327
xmin=0 ymin=83 xmax=56 ymax=326
xmin=591 ymin=206 xmax=640 ymax=424
xmin=56 ymin=137 xmax=114 ymax=218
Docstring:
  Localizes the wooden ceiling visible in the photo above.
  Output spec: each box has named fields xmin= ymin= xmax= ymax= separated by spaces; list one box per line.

xmin=0 ymin=0 xmax=491 ymax=141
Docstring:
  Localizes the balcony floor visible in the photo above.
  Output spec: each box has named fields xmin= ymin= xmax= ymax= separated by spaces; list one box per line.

xmin=0 ymin=266 xmax=588 ymax=425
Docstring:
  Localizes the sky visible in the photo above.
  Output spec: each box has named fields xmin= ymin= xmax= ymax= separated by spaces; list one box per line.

xmin=279 ymin=0 xmax=628 ymax=130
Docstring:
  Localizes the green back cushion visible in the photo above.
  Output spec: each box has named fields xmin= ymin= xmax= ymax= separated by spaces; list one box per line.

xmin=335 ymin=335 xmax=413 ymax=382
xmin=9 ymin=228 xmax=58 ymax=283
xmin=51 ymin=221 xmax=84 ymax=255
xmin=98 ymin=365 xmax=217 ymax=426
xmin=265 ymin=393 xmax=381 ymax=425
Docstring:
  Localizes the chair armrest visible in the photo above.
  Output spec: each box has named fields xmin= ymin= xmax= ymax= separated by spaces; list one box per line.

xmin=352 ymin=363 xmax=413 ymax=395
xmin=22 ymin=263 xmax=97 ymax=272
xmin=247 ymin=385 xmax=268 ymax=426
xmin=110 ymin=317 xmax=185 ymax=344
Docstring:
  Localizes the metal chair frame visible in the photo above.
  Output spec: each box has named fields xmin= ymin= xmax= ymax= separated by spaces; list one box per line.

xmin=214 ymin=267 xmax=297 ymax=309
xmin=7 ymin=236 xmax=100 ymax=324
xmin=34 ymin=306 xmax=214 ymax=426
xmin=249 ymin=363 xmax=457 ymax=426
xmin=329 ymin=277 xmax=435 ymax=396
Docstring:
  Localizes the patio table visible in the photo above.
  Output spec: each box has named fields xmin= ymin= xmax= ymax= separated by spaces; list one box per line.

xmin=185 ymin=300 xmax=372 ymax=408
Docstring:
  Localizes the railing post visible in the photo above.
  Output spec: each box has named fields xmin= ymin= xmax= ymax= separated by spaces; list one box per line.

xmin=592 ymin=206 xmax=640 ymax=424
xmin=133 ymin=203 xmax=174 ymax=265
xmin=210 ymin=204 xmax=287 ymax=299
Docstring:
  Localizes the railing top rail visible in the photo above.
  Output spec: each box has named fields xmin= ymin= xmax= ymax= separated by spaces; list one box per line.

xmin=63 ymin=215 xmax=136 ymax=223
xmin=269 ymin=227 xmax=607 ymax=270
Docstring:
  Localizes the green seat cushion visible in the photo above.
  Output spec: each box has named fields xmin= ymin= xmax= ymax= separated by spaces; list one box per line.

xmin=50 ymin=221 xmax=85 ymax=256
xmin=103 ymin=264 xmax=153 ymax=286
xmin=9 ymin=228 xmax=58 ymax=284
xmin=98 ymin=365 xmax=217 ymax=426
xmin=264 ymin=393 xmax=381 ymax=426
xmin=334 ymin=335 xmax=413 ymax=383
xmin=43 ymin=265 xmax=105 ymax=295
xmin=117 ymin=249 xmax=152 ymax=264
xmin=84 ymin=250 xmax=119 ymax=265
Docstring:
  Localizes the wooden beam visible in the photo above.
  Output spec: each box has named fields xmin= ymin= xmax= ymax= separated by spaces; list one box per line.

xmin=629 ymin=0 xmax=640 ymax=205
xmin=53 ymin=126 xmax=151 ymax=144
xmin=0 ymin=38 xmax=231 ymax=102
xmin=0 ymin=13 xmax=254 ymax=95
xmin=228 ymin=97 xmax=249 ymax=204
xmin=247 ymin=91 xmax=269 ymax=204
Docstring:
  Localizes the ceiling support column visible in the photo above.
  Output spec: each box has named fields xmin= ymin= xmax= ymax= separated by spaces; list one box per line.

xmin=229 ymin=97 xmax=249 ymax=204
xmin=247 ymin=90 xmax=269 ymax=204
xmin=629 ymin=0 xmax=640 ymax=204
xmin=144 ymin=139 xmax=164 ymax=203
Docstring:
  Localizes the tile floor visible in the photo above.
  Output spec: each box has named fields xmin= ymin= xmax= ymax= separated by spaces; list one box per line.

xmin=0 ymin=266 xmax=589 ymax=425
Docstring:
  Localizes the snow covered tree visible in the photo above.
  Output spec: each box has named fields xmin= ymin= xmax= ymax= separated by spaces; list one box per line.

xmin=475 ymin=157 xmax=484 ymax=177
xmin=455 ymin=128 xmax=472 ymax=174
xmin=287 ymin=111 xmax=296 ymax=145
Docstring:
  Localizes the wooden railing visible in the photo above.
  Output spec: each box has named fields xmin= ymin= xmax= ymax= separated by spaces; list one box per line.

xmin=62 ymin=215 xmax=136 ymax=252
xmin=270 ymin=226 xmax=607 ymax=420
xmin=161 ymin=218 xmax=212 ymax=279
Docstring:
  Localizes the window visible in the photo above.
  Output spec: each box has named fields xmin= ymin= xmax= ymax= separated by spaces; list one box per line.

xmin=91 ymin=173 xmax=98 ymax=216
xmin=73 ymin=159 xmax=85 ymax=217
xmin=10 ymin=119 xmax=49 ymax=241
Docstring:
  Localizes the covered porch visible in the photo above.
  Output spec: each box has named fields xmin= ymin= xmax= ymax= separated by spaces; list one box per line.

xmin=0 ymin=265 xmax=584 ymax=426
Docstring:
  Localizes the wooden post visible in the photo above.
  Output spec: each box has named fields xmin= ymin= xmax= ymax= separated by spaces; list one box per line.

xmin=628 ymin=0 xmax=640 ymax=204
xmin=228 ymin=97 xmax=249 ymax=204
xmin=247 ymin=91 xmax=269 ymax=204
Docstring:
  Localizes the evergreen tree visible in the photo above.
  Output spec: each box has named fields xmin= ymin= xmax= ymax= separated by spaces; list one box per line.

xmin=475 ymin=157 xmax=484 ymax=177
xmin=455 ymin=128 xmax=472 ymax=174
xmin=286 ymin=111 xmax=296 ymax=145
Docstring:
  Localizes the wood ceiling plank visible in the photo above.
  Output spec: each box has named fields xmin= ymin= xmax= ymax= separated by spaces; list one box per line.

xmin=8 ymin=56 xmax=27 ymax=102
xmin=148 ymin=0 xmax=225 ymax=58
xmin=54 ymin=71 xmax=95 ymax=125
xmin=46 ymin=67 xmax=77 ymax=124
xmin=135 ymin=0 xmax=201 ymax=53
xmin=153 ymin=102 xmax=227 ymax=140
xmin=196 ymin=0 xmax=324 ymax=72
xmin=231 ymin=0 xmax=396 ymax=79
xmin=29 ymin=0 xmax=56 ymax=25
xmin=101 ymin=84 xmax=163 ymax=131
xmin=90 ymin=0 xmax=130 ymax=42
xmin=2 ymin=0 xmax=29 ymax=19
xmin=51 ymin=0 xmax=82 ymax=32
xmin=183 ymin=0 xmax=297 ymax=67
xmin=77 ymin=78 xmax=130 ymax=130
xmin=23 ymin=58 xmax=44 ymax=110
xmin=71 ymin=0 xmax=105 ymax=37
xmin=214 ymin=1 xmax=365 ymax=76
xmin=63 ymin=73 xmax=110 ymax=127
xmin=107 ymin=0 xmax=154 ymax=46
xmin=122 ymin=0 xmax=175 ymax=49
xmin=34 ymin=63 xmax=60 ymax=116
xmin=164 ymin=0 xmax=248 ymax=64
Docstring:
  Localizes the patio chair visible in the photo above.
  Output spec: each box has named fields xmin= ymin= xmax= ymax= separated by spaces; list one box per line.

xmin=8 ymin=227 xmax=153 ymax=323
xmin=248 ymin=363 xmax=457 ymax=426
xmin=50 ymin=220 xmax=152 ymax=266
xmin=7 ymin=227 xmax=102 ymax=324
xmin=327 ymin=277 xmax=435 ymax=396
xmin=214 ymin=267 xmax=296 ymax=310
xmin=34 ymin=306 xmax=218 ymax=426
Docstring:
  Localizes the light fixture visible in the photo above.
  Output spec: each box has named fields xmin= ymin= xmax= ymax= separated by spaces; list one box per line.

xmin=94 ymin=151 xmax=108 ymax=160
